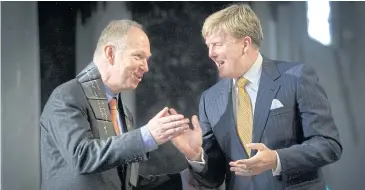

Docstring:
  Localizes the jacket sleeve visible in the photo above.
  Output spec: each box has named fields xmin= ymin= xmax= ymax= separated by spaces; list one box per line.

xmin=276 ymin=64 xmax=342 ymax=174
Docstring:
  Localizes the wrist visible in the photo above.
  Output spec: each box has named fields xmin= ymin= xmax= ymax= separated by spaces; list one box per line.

xmin=188 ymin=148 xmax=203 ymax=161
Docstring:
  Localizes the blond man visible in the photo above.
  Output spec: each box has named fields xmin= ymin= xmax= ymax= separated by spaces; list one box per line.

xmin=172 ymin=4 xmax=342 ymax=190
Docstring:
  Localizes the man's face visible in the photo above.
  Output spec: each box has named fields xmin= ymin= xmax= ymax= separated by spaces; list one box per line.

xmin=205 ymin=31 xmax=248 ymax=79
xmin=106 ymin=27 xmax=151 ymax=93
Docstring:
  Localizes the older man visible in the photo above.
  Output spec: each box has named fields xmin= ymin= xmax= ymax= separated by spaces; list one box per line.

xmin=40 ymin=20 xmax=190 ymax=190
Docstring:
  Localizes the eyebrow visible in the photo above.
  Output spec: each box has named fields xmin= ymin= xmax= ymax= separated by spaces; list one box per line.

xmin=133 ymin=51 xmax=152 ymax=58
xmin=206 ymin=42 xmax=220 ymax=48
xmin=206 ymin=39 xmax=222 ymax=44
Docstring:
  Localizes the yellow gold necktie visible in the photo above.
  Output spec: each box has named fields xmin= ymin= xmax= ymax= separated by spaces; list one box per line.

xmin=236 ymin=77 xmax=253 ymax=156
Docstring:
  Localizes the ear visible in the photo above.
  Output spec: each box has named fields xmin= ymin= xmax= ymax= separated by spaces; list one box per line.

xmin=242 ymin=36 xmax=253 ymax=54
xmin=104 ymin=45 xmax=115 ymax=65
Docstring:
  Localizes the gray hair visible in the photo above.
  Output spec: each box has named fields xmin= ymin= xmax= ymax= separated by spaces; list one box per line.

xmin=94 ymin=20 xmax=143 ymax=55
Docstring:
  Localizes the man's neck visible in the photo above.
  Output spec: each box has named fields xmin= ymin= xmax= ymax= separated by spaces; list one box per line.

xmin=238 ymin=50 xmax=260 ymax=77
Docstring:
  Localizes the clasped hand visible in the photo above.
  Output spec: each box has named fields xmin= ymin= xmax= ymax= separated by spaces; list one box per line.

xmin=147 ymin=107 xmax=190 ymax=145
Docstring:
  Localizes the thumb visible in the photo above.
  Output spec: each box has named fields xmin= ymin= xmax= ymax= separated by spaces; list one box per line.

xmin=153 ymin=107 xmax=168 ymax=119
xmin=169 ymin=108 xmax=178 ymax=115
xmin=191 ymin=115 xmax=200 ymax=130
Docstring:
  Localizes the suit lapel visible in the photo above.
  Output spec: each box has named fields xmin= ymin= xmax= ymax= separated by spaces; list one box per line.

xmin=218 ymin=79 xmax=235 ymax=127
xmin=252 ymin=58 xmax=280 ymax=155
xmin=77 ymin=62 xmax=117 ymax=139
xmin=117 ymin=93 xmax=135 ymax=132
xmin=77 ymin=63 xmax=140 ymax=186
xmin=214 ymin=79 xmax=250 ymax=158
xmin=117 ymin=94 xmax=139 ymax=187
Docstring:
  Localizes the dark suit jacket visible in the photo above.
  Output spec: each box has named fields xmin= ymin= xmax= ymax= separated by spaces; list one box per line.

xmin=189 ymin=58 xmax=342 ymax=190
xmin=40 ymin=63 xmax=182 ymax=190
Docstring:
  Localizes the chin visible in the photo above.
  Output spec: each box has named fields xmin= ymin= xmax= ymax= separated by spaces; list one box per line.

xmin=130 ymin=82 xmax=139 ymax=89
xmin=218 ymin=73 xmax=226 ymax=78
xmin=218 ymin=70 xmax=230 ymax=79
xmin=219 ymin=72 xmax=237 ymax=79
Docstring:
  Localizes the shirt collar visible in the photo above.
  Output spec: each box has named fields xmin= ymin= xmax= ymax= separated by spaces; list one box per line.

xmin=104 ymin=84 xmax=118 ymax=103
xmin=233 ymin=53 xmax=263 ymax=89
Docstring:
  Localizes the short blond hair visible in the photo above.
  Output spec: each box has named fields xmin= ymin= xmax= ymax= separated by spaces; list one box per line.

xmin=202 ymin=4 xmax=263 ymax=47
xmin=95 ymin=20 xmax=143 ymax=54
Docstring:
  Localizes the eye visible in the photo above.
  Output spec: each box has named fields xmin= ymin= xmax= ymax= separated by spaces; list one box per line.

xmin=133 ymin=54 xmax=143 ymax=60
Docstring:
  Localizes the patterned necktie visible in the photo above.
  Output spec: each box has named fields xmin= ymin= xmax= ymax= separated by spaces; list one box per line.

xmin=236 ymin=77 xmax=253 ymax=156
xmin=109 ymin=97 xmax=120 ymax=136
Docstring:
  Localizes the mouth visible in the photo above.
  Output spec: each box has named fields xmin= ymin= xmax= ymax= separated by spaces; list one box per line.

xmin=216 ymin=61 xmax=225 ymax=68
xmin=133 ymin=73 xmax=143 ymax=82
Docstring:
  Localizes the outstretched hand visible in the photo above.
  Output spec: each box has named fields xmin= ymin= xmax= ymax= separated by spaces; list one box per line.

xmin=169 ymin=108 xmax=203 ymax=161
xmin=229 ymin=143 xmax=277 ymax=176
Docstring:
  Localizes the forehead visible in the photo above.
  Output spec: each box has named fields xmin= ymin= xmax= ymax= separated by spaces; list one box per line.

xmin=205 ymin=31 xmax=235 ymax=44
xmin=125 ymin=27 xmax=151 ymax=56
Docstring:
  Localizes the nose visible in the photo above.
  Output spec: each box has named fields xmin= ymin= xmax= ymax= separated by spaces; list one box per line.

xmin=208 ymin=46 xmax=217 ymax=60
xmin=142 ymin=59 xmax=149 ymax=72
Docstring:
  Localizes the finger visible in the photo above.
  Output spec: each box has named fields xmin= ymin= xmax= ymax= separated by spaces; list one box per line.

xmin=161 ymin=125 xmax=189 ymax=139
xmin=163 ymin=118 xmax=190 ymax=130
xmin=191 ymin=115 xmax=200 ymax=130
xmin=169 ymin=108 xmax=179 ymax=115
xmin=229 ymin=161 xmax=250 ymax=171
xmin=153 ymin=107 xmax=169 ymax=119
xmin=165 ymin=111 xmax=171 ymax=116
xmin=234 ymin=171 xmax=255 ymax=176
xmin=246 ymin=143 xmax=266 ymax=151
xmin=230 ymin=166 xmax=251 ymax=172
xmin=229 ymin=161 xmax=248 ymax=168
xmin=235 ymin=157 xmax=260 ymax=167
xmin=179 ymin=123 xmax=190 ymax=130
xmin=167 ymin=129 xmax=187 ymax=140
xmin=158 ymin=114 xmax=185 ymax=123
xmin=230 ymin=167 xmax=253 ymax=176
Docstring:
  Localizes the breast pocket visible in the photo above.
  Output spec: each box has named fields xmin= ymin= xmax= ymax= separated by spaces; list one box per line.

xmin=267 ymin=107 xmax=293 ymax=128
xmin=270 ymin=107 xmax=291 ymax=116
xmin=264 ymin=107 xmax=295 ymax=147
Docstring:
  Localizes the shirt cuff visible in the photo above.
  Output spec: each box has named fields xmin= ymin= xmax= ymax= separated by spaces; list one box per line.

xmin=272 ymin=151 xmax=282 ymax=176
xmin=187 ymin=148 xmax=205 ymax=172
xmin=140 ymin=125 xmax=158 ymax=152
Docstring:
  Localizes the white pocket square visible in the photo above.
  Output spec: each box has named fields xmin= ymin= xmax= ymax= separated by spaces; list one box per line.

xmin=270 ymin=99 xmax=284 ymax=110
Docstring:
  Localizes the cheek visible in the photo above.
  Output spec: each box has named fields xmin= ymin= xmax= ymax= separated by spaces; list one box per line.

xmin=216 ymin=49 xmax=226 ymax=57
xmin=218 ymin=47 xmax=233 ymax=59
xmin=121 ymin=61 xmax=137 ymax=76
xmin=227 ymin=50 xmax=240 ymax=61
xmin=118 ymin=60 xmax=130 ymax=72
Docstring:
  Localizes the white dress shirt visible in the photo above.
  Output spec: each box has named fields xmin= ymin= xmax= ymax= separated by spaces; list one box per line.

xmin=188 ymin=53 xmax=282 ymax=176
